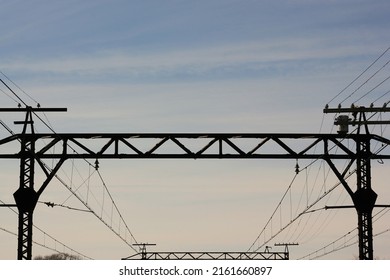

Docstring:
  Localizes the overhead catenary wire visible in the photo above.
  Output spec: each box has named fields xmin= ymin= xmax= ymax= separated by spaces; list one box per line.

xmin=0 ymin=119 xmax=92 ymax=257
xmin=31 ymin=133 xmax=140 ymax=253
xmin=258 ymin=116 xmax=389 ymax=255
xmin=53 ymin=158 xmax=140 ymax=252
xmin=339 ymin=58 xmax=390 ymax=105
xmin=96 ymin=169 xmax=138 ymax=246
xmin=0 ymin=76 xmax=140 ymax=254
xmin=289 ymin=143 xmax=358 ymax=245
xmin=327 ymin=46 xmax=390 ymax=105
xmin=0 ymin=70 xmax=40 ymax=106
xmin=373 ymin=89 xmax=390 ymax=104
xmin=50 ymin=168 xmax=139 ymax=253
xmin=264 ymin=142 xmax=387 ymax=258
xmin=248 ymin=133 xmax=351 ymax=252
xmin=0 ymin=199 xmax=92 ymax=259
xmin=250 ymin=68 xmax=390 ymax=255
xmin=298 ymin=208 xmax=390 ymax=259
xmin=300 ymin=72 xmax=390 ymax=257
xmin=0 ymin=77 xmax=27 ymax=107
xmin=247 ymin=173 xmax=298 ymax=252
xmin=310 ymin=227 xmax=390 ymax=260
xmin=0 ymin=86 xmax=20 ymax=105
xmin=39 ymin=201 xmax=93 ymax=213
xmin=353 ymin=74 xmax=390 ymax=104
xmin=0 ymin=225 xmax=93 ymax=260
xmin=1 ymin=64 xmax=389 ymax=259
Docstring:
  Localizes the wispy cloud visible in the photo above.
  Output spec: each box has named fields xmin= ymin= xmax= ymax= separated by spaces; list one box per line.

xmin=3 ymin=35 xmax=381 ymax=85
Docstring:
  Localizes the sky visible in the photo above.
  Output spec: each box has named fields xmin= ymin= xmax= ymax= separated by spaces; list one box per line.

xmin=0 ymin=0 xmax=390 ymax=260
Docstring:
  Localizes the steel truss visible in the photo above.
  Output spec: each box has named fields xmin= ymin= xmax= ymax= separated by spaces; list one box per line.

xmin=1 ymin=132 xmax=389 ymax=160
xmin=123 ymin=251 xmax=288 ymax=260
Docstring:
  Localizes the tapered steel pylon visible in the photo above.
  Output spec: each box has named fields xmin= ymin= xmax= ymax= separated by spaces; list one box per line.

xmin=325 ymin=105 xmax=390 ymax=259
xmin=353 ymin=135 xmax=377 ymax=259
xmin=5 ymin=107 xmax=67 ymax=260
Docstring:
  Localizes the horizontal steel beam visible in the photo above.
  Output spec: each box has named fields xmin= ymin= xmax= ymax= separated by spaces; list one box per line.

xmin=324 ymin=106 xmax=390 ymax=113
xmin=123 ymin=251 xmax=288 ymax=260
xmin=0 ymin=133 xmax=389 ymax=160
xmin=0 ymin=107 xmax=67 ymax=112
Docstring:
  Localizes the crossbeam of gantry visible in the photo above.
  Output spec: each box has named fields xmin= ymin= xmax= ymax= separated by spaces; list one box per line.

xmin=1 ymin=133 xmax=389 ymax=160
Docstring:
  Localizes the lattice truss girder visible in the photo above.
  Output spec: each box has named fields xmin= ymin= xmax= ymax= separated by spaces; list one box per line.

xmin=354 ymin=138 xmax=376 ymax=260
xmin=123 ymin=252 xmax=288 ymax=260
xmin=1 ymin=133 xmax=390 ymax=160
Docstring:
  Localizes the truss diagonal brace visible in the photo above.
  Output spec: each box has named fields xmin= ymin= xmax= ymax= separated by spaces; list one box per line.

xmin=36 ymin=158 xmax=66 ymax=197
xmin=324 ymin=158 xmax=354 ymax=198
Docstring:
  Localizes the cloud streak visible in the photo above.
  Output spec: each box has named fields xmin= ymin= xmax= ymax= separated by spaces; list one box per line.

xmin=3 ymin=35 xmax=381 ymax=83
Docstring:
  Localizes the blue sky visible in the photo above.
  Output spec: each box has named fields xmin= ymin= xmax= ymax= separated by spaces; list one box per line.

xmin=1 ymin=0 xmax=390 ymax=260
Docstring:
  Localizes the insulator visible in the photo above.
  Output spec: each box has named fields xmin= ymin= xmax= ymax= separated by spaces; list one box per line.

xmin=94 ymin=159 xmax=100 ymax=170
xmin=295 ymin=161 xmax=300 ymax=174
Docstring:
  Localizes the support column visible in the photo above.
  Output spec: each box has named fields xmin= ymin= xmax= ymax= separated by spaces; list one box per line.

xmin=352 ymin=137 xmax=377 ymax=260
xmin=13 ymin=109 xmax=38 ymax=260
xmin=13 ymin=134 xmax=38 ymax=260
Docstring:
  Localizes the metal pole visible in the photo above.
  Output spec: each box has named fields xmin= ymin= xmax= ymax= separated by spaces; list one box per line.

xmin=353 ymin=136 xmax=377 ymax=260
xmin=13 ymin=110 xmax=38 ymax=260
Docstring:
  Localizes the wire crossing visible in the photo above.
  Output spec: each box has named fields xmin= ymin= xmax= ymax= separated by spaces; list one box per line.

xmin=0 ymin=77 xmax=140 ymax=258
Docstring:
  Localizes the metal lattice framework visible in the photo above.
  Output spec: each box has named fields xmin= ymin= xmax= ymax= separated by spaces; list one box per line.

xmin=1 ymin=132 xmax=389 ymax=160
xmin=123 ymin=251 xmax=288 ymax=260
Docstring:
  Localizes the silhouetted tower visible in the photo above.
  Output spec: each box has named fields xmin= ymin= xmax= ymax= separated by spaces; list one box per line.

xmin=325 ymin=105 xmax=390 ymax=259
xmin=1 ymin=107 xmax=67 ymax=260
